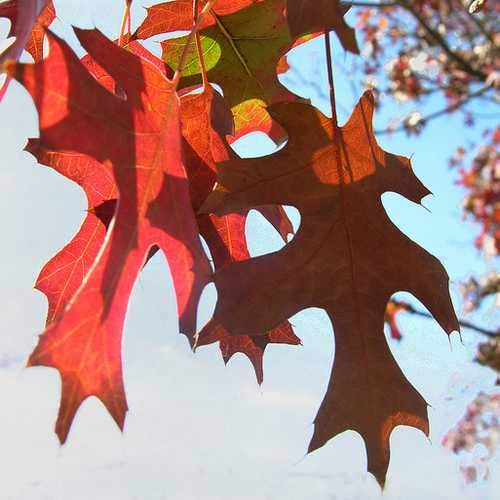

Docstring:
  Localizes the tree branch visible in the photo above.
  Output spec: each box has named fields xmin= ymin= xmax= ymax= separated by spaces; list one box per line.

xmin=392 ymin=300 xmax=499 ymax=339
xmin=464 ymin=6 xmax=497 ymax=46
xmin=396 ymin=0 xmax=486 ymax=81
xmin=347 ymin=1 xmax=397 ymax=6
xmin=375 ymin=85 xmax=491 ymax=134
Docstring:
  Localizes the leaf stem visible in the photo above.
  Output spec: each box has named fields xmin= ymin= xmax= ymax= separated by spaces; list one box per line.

xmin=193 ymin=0 xmax=209 ymax=88
xmin=324 ymin=31 xmax=339 ymax=130
xmin=118 ymin=0 xmax=132 ymax=47
xmin=174 ymin=0 xmax=218 ymax=88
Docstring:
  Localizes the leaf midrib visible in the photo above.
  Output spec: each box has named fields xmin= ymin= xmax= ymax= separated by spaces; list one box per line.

xmin=211 ymin=10 xmax=263 ymax=90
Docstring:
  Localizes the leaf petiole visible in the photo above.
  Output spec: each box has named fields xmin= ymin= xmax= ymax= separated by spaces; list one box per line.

xmin=174 ymin=0 xmax=219 ymax=88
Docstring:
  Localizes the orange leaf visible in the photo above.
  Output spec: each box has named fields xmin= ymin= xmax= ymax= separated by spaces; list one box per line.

xmin=8 ymin=29 xmax=211 ymax=442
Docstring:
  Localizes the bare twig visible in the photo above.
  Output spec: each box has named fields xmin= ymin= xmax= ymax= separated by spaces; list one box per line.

xmin=347 ymin=1 xmax=397 ymax=7
xmin=396 ymin=0 xmax=486 ymax=81
xmin=463 ymin=6 xmax=497 ymax=47
xmin=193 ymin=0 xmax=209 ymax=88
xmin=375 ymin=85 xmax=492 ymax=134
xmin=392 ymin=300 xmax=499 ymax=339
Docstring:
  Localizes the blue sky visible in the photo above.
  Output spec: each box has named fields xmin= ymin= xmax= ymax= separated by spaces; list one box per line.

xmin=0 ymin=1 xmax=498 ymax=499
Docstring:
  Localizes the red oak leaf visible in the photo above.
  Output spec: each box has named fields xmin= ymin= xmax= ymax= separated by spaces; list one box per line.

xmin=202 ymin=318 xmax=301 ymax=384
xmin=30 ymin=40 xmax=172 ymax=326
xmin=27 ymin=139 xmax=117 ymax=325
xmin=135 ymin=0 xmax=350 ymax=142
xmin=133 ymin=0 xmax=265 ymax=40
xmin=0 ymin=0 xmax=51 ymax=63
xmin=199 ymin=91 xmax=459 ymax=486
xmin=0 ymin=0 xmax=53 ymax=99
xmin=286 ymin=0 xmax=359 ymax=54
xmin=180 ymin=84 xmax=298 ymax=381
xmin=198 ymin=213 xmax=299 ymax=383
xmin=24 ymin=0 xmax=55 ymax=61
xmin=7 ymin=28 xmax=211 ymax=443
